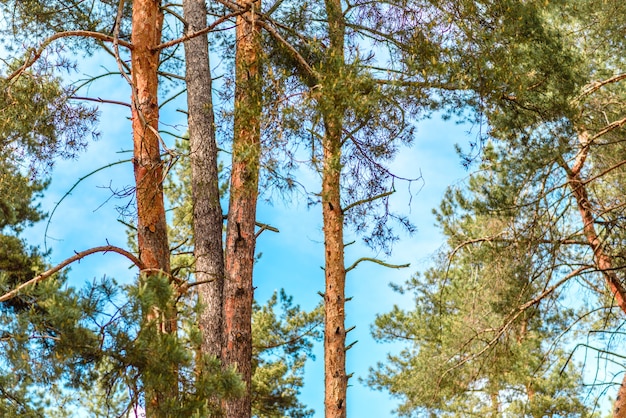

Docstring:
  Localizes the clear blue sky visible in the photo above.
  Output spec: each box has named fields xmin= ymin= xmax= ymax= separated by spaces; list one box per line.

xmin=22 ymin=49 xmax=471 ymax=416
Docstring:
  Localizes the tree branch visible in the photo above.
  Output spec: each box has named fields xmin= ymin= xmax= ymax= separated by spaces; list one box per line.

xmin=255 ymin=222 xmax=280 ymax=238
xmin=44 ymin=159 xmax=131 ymax=252
xmin=577 ymin=73 xmax=626 ymax=99
xmin=441 ymin=265 xmax=591 ymax=379
xmin=6 ymin=31 xmax=132 ymax=82
xmin=342 ymin=190 xmax=394 ymax=213
xmin=345 ymin=257 xmax=409 ymax=273
xmin=70 ymin=96 xmax=132 ymax=108
xmin=0 ymin=246 xmax=144 ymax=302
xmin=153 ymin=10 xmax=246 ymax=51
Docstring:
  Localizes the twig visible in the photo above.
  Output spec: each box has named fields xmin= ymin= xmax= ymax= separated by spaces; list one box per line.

xmin=342 ymin=190 xmax=394 ymax=213
xmin=70 ymin=96 xmax=131 ymax=108
xmin=44 ymin=159 xmax=132 ymax=252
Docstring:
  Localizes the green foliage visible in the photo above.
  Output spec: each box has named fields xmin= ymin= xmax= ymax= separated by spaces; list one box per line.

xmin=369 ymin=146 xmax=595 ymax=416
xmin=0 ymin=69 xmax=99 ymax=173
xmin=252 ymin=290 xmax=323 ymax=418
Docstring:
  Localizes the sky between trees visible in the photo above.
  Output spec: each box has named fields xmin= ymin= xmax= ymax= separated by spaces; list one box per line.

xmin=21 ymin=49 xmax=469 ymax=415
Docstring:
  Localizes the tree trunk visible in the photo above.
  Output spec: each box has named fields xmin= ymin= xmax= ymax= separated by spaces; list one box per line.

xmin=222 ymin=0 xmax=262 ymax=416
xmin=322 ymin=121 xmax=347 ymax=418
xmin=563 ymin=133 xmax=626 ymax=418
xmin=563 ymin=136 xmax=626 ymax=313
xmin=321 ymin=0 xmax=347 ymax=416
xmin=130 ymin=1 xmax=172 ymax=415
xmin=131 ymin=0 xmax=168 ymax=276
xmin=615 ymin=373 xmax=626 ymax=418
xmin=182 ymin=0 xmax=225 ymax=360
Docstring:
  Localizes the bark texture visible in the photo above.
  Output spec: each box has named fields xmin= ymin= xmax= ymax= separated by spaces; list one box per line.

xmin=322 ymin=122 xmax=347 ymax=418
xmin=322 ymin=0 xmax=348 ymax=416
xmin=564 ymin=134 xmax=626 ymax=313
xmin=222 ymin=0 xmax=262 ymax=416
xmin=615 ymin=374 xmax=626 ymax=418
xmin=563 ymin=134 xmax=626 ymax=418
xmin=131 ymin=1 xmax=168 ymax=277
xmin=183 ymin=0 xmax=225 ymax=360
xmin=130 ymin=1 xmax=172 ymax=414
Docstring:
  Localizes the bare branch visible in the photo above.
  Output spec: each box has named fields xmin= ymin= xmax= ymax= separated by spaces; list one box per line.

xmin=44 ymin=159 xmax=131 ymax=252
xmin=590 ymin=115 xmax=626 ymax=142
xmin=6 ymin=31 xmax=132 ymax=82
xmin=255 ymin=222 xmax=280 ymax=238
xmin=0 ymin=246 xmax=144 ymax=303
xmin=70 ymin=96 xmax=132 ymax=108
xmin=153 ymin=10 xmax=246 ymax=51
xmin=577 ymin=73 xmax=626 ymax=99
xmin=345 ymin=257 xmax=409 ymax=273
xmin=342 ymin=190 xmax=394 ymax=214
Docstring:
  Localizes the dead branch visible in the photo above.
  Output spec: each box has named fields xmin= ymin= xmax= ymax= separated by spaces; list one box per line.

xmin=576 ymin=73 xmax=626 ymax=99
xmin=6 ymin=31 xmax=132 ymax=83
xmin=342 ymin=190 xmax=394 ymax=214
xmin=70 ymin=96 xmax=132 ymax=108
xmin=345 ymin=257 xmax=410 ymax=273
xmin=0 ymin=246 xmax=144 ymax=303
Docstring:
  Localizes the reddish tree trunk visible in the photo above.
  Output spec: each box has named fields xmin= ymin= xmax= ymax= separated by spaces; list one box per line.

xmin=131 ymin=0 xmax=168 ymax=277
xmin=183 ymin=0 xmax=225 ymax=360
xmin=322 ymin=122 xmax=347 ymax=418
xmin=222 ymin=0 xmax=262 ymax=416
xmin=321 ymin=0 xmax=348 ymax=416
xmin=563 ymin=136 xmax=626 ymax=418
xmin=566 ymin=171 xmax=626 ymax=313
xmin=615 ymin=374 xmax=626 ymax=418
xmin=130 ymin=1 xmax=173 ymax=414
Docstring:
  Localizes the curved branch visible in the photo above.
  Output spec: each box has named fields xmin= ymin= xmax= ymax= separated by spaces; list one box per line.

xmin=577 ymin=73 xmax=626 ymax=100
xmin=6 ymin=31 xmax=132 ymax=82
xmin=0 ymin=246 xmax=144 ymax=302
xmin=44 ymin=159 xmax=131 ymax=252
xmin=343 ymin=190 xmax=394 ymax=213
xmin=345 ymin=257 xmax=409 ymax=273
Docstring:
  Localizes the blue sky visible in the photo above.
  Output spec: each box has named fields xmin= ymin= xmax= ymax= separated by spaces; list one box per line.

xmin=21 ymin=47 xmax=471 ymax=416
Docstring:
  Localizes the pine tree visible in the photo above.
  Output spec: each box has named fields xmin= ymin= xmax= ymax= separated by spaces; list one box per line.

xmin=369 ymin=144 xmax=595 ymax=417
xmin=369 ymin=0 xmax=626 ymax=415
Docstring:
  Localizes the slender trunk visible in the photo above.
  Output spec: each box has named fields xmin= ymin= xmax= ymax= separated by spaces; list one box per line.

xmin=222 ymin=0 xmax=262 ymax=416
xmin=322 ymin=120 xmax=347 ymax=418
xmin=615 ymin=373 xmax=626 ymax=418
xmin=563 ymin=133 xmax=626 ymax=418
xmin=182 ymin=0 xmax=225 ymax=360
xmin=322 ymin=0 xmax=347 ymax=416
xmin=565 ymin=169 xmax=626 ymax=313
xmin=489 ymin=390 xmax=499 ymax=418
xmin=130 ymin=1 xmax=172 ymax=415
